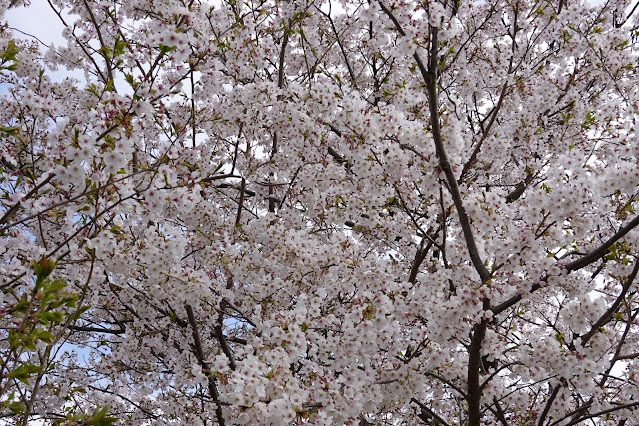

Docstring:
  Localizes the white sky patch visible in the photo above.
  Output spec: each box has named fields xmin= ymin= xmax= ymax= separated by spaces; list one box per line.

xmin=4 ymin=1 xmax=85 ymax=83
xmin=5 ymin=0 xmax=67 ymax=47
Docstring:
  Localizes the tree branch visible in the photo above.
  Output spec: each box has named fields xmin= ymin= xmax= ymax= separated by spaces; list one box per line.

xmin=67 ymin=324 xmax=126 ymax=335
xmin=408 ymin=240 xmax=433 ymax=284
xmin=0 ymin=173 xmax=54 ymax=227
xmin=378 ymin=1 xmax=490 ymax=284
xmin=558 ymin=400 xmax=639 ymax=426
xmin=581 ymin=258 xmax=639 ymax=344
xmin=235 ymin=178 xmax=246 ymax=227
xmin=185 ymin=304 xmax=226 ymax=426
xmin=411 ymin=398 xmax=450 ymax=426
xmin=565 ymin=214 xmax=639 ymax=272
xmin=537 ymin=382 xmax=562 ymax=425
xmin=493 ymin=213 xmax=639 ymax=316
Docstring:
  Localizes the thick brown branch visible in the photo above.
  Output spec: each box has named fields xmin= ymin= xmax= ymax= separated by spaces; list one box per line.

xmin=492 ymin=397 xmax=509 ymax=426
xmin=200 ymin=173 xmax=242 ymax=183
xmin=537 ymin=382 xmax=562 ymax=425
xmin=185 ymin=304 xmax=225 ymax=426
xmin=327 ymin=146 xmax=347 ymax=163
xmin=559 ymin=400 xmax=639 ymax=426
xmin=614 ymin=351 xmax=639 ymax=361
xmin=493 ymin=214 xmax=639 ymax=315
xmin=190 ymin=68 xmax=197 ymax=148
xmin=415 ymin=25 xmax=491 ymax=283
xmin=382 ymin=3 xmax=491 ymax=283
xmin=411 ymin=398 xmax=449 ymax=425
xmin=505 ymin=173 xmax=534 ymax=203
xmin=235 ymin=178 xmax=246 ymax=227
xmin=378 ymin=6 xmax=492 ymax=425
xmin=216 ymin=301 xmax=238 ymax=371
xmin=269 ymin=24 xmax=289 ymax=213
xmin=214 ymin=183 xmax=256 ymax=197
xmin=459 ymin=81 xmax=508 ymax=183
xmin=565 ymin=214 xmax=639 ymax=272
xmin=67 ymin=324 xmax=126 ymax=335
xmin=0 ymin=173 xmax=54 ymax=227
xmin=581 ymin=259 xmax=639 ymax=344
xmin=408 ymin=240 xmax=432 ymax=284
xmin=467 ymin=315 xmax=488 ymax=425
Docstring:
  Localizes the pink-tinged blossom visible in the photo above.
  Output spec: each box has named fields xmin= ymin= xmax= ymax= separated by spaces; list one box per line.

xmin=1 ymin=0 xmax=639 ymax=424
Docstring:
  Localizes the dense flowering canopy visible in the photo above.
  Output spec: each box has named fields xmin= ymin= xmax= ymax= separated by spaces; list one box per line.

xmin=1 ymin=0 xmax=639 ymax=424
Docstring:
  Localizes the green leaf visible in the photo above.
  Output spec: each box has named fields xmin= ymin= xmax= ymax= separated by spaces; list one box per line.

xmin=158 ymin=43 xmax=178 ymax=55
xmin=69 ymin=305 xmax=91 ymax=321
xmin=33 ymin=255 xmax=56 ymax=281
xmin=124 ymin=73 xmax=134 ymax=86
xmin=97 ymin=45 xmax=112 ymax=60
xmin=44 ymin=278 xmax=66 ymax=294
xmin=113 ymin=37 xmax=127 ymax=57
xmin=9 ymin=363 xmax=42 ymax=384
xmin=88 ymin=407 xmax=119 ymax=426
xmin=13 ymin=294 xmax=29 ymax=314
xmin=581 ymin=111 xmax=595 ymax=129
xmin=36 ymin=311 xmax=64 ymax=324
xmin=1 ymin=39 xmax=22 ymax=62
xmin=62 ymin=297 xmax=78 ymax=308
xmin=0 ymin=126 xmax=20 ymax=137
xmin=36 ymin=330 xmax=55 ymax=343
xmin=8 ymin=329 xmax=19 ymax=348
xmin=4 ymin=400 xmax=24 ymax=414
xmin=86 ymin=83 xmax=100 ymax=97
xmin=24 ymin=338 xmax=36 ymax=351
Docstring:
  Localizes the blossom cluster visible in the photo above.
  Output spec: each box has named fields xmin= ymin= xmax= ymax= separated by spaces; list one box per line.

xmin=1 ymin=0 xmax=639 ymax=424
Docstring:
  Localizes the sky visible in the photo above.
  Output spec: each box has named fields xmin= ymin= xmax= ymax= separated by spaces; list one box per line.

xmin=4 ymin=0 xmax=85 ymax=85
xmin=6 ymin=1 xmax=66 ymax=48
xmin=5 ymin=0 xmax=611 ymax=48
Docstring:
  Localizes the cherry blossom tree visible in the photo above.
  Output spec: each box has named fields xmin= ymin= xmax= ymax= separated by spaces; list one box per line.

xmin=1 ymin=0 xmax=639 ymax=424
